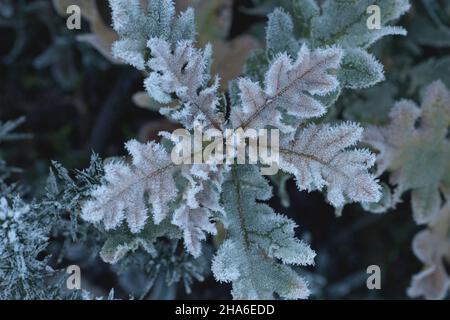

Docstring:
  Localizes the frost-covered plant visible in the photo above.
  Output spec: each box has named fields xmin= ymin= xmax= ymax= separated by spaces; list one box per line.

xmin=74 ymin=0 xmax=413 ymax=300
xmin=110 ymin=0 xmax=195 ymax=72
xmin=6 ymin=0 xmax=450 ymax=301
xmin=45 ymin=154 xmax=105 ymax=241
xmin=249 ymin=0 xmax=410 ymax=102
xmin=0 ymin=117 xmax=66 ymax=299
xmin=44 ymin=147 xmax=212 ymax=296
xmin=0 ymin=196 xmax=57 ymax=299
xmin=211 ymin=165 xmax=316 ymax=299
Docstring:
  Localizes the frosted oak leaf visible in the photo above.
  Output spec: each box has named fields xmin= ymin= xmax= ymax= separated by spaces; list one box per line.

xmin=230 ymin=45 xmax=342 ymax=133
xmin=211 ymin=166 xmax=316 ymax=299
xmin=145 ymin=38 xmax=224 ymax=129
xmin=81 ymin=140 xmax=177 ymax=233
xmin=279 ymin=122 xmax=381 ymax=209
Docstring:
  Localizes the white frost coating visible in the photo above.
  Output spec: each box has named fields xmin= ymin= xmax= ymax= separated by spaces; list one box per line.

xmin=279 ymin=122 xmax=381 ymax=208
xmin=81 ymin=140 xmax=178 ymax=233
xmin=212 ymin=166 xmax=315 ymax=299
xmin=75 ymin=0 xmax=402 ymax=301
xmin=145 ymin=39 xmax=223 ymax=129
xmin=0 ymin=196 xmax=51 ymax=299
xmin=109 ymin=0 xmax=195 ymax=69
xmin=230 ymin=45 xmax=342 ymax=133
xmin=211 ymin=240 xmax=241 ymax=282
xmin=171 ymin=165 xmax=224 ymax=257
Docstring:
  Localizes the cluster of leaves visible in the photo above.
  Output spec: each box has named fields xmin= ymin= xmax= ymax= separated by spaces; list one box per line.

xmin=244 ymin=0 xmax=409 ymax=100
xmin=329 ymin=0 xmax=450 ymax=300
xmin=5 ymin=0 xmax=450 ymax=301
xmin=341 ymin=0 xmax=450 ymax=125
xmin=284 ymin=0 xmax=450 ymax=300
xmin=45 ymin=152 xmax=211 ymax=297
xmin=74 ymin=0 xmax=412 ymax=300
